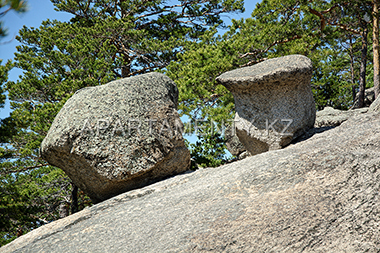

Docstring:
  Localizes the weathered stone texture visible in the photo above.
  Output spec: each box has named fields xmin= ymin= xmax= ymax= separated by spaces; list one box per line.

xmin=224 ymin=125 xmax=248 ymax=157
xmin=369 ymin=95 xmax=380 ymax=113
xmin=216 ymin=55 xmax=316 ymax=155
xmin=40 ymin=72 xmax=190 ymax=203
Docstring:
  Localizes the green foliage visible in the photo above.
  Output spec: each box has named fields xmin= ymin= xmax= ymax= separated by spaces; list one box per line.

xmin=312 ymin=48 xmax=353 ymax=110
xmin=0 ymin=166 xmax=90 ymax=246
xmin=0 ymin=60 xmax=11 ymax=108
xmin=307 ymin=0 xmax=373 ymax=108
xmin=187 ymin=125 xmax=228 ymax=168
xmin=49 ymin=0 xmax=244 ymax=77
xmin=310 ymin=32 xmax=374 ymax=110
xmin=0 ymin=172 xmax=42 ymax=245
xmin=166 ymin=28 xmax=238 ymax=122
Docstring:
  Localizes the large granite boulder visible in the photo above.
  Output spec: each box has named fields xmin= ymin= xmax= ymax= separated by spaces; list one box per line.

xmin=315 ymin=106 xmax=368 ymax=127
xmin=216 ymin=55 xmax=316 ymax=155
xmin=40 ymin=72 xmax=190 ymax=203
xmin=4 ymin=111 xmax=380 ymax=252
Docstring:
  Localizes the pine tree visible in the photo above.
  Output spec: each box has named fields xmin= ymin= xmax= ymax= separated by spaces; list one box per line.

xmin=309 ymin=0 xmax=373 ymax=108
xmin=373 ymin=0 xmax=380 ymax=98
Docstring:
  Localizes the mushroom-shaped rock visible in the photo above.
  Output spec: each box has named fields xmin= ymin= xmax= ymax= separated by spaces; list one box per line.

xmin=216 ymin=55 xmax=316 ymax=155
xmin=40 ymin=72 xmax=190 ymax=203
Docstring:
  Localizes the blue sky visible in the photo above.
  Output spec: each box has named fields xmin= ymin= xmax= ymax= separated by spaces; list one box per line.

xmin=0 ymin=0 xmax=260 ymax=120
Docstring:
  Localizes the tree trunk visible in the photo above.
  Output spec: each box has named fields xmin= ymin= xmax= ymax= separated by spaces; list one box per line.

xmin=121 ymin=54 xmax=131 ymax=78
xmin=16 ymin=227 xmax=23 ymax=237
xmin=59 ymin=201 xmax=69 ymax=218
xmin=349 ymin=36 xmax=357 ymax=103
xmin=71 ymin=182 xmax=78 ymax=214
xmin=374 ymin=0 xmax=380 ymax=99
xmin=358 ymin=21 xmax=368 ymax=108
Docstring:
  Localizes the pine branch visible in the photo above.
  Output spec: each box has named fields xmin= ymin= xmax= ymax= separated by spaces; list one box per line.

xmin=309 ymin=6 xmax=361 ymax=35
xmin=240 ymin=58 xmax=267 ymax=68
xmin=240 ymin=35 xmax=302 ymax=67
xmin=1 ymin=163 xmax=50 ymax=175
xmin=0 ymin=6 xmax=12 ymax=17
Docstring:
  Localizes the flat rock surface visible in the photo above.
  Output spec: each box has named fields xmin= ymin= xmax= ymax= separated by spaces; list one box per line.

xmin=3 ymin=112 xmax=380 ymax=252
xmin=216 ymin=54 xmax=313 ymax=91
